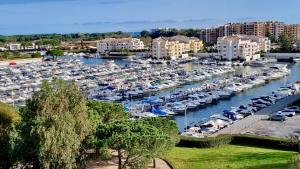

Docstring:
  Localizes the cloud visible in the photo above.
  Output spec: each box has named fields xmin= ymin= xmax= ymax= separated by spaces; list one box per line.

xmin=77 ymin=18 xmax=215 ymax=26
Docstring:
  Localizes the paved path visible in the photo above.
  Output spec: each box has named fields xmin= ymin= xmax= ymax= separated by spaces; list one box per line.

xmin=211 ymin=94 xmax=300 ymax=136
xmin=86 ymin=158 xmax=171 ymax=169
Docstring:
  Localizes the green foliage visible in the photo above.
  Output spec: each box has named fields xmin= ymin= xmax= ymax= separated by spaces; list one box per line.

xmin=20 ymin=42 xmax=32 ymax=49
xmin=145 ymin=28 xmax=202 ymax=39
xmin=231 ymin=134 xmax=299 ymax=151
xmin=178 ymin=135 xmax=232 ymax=148
xmin=0 ymin=102 xmax=20 ymax=169
xmin=140 ymin=30 xmax=150 ymax=37
xmin=178 ymin=134 xmax=299 ymax=151
xmin=95 ymin=120 xmax=174 ymax=169
xmin=279 ymin=33 xmax=295 ymax=52
xmin=35 ymin=39 xmax=61 ymax=47
xmin=31 ymin=52 xmax=42 ymax=58
xmin=266 ymin=31 xmax=276 ymax=43
xmin=87 ymin=100 xmax=128 ymax=126
xmin=15 ymin=79 xmax=92 ymax=168
xmin=46 ymin=49 xmax=64 ymax=60
xmin=46 ymin=49 xmax=64 ymax=56
xmin=142 ymin=117 xmax=180 ymax=145
xmin=0 ymin=102 xmax=21 ymax=126
xmin=86 ymin=100 xmax=129 ymax=150
xmin=0 ymin=51 xmax=32 ymax=60
xmin=0 ymin=32 xmax=131 ymax=43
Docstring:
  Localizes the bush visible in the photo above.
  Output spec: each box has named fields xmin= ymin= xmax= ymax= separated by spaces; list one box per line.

xmin=178 ymin=134 xmax=299 ymax=151
xmin=230 ymin=134 xmax=299 ymax=151
xmin=31 ymin=52 xmax=42 ymax=58
xmin=177 ymin=135 xmax=232 ymax=148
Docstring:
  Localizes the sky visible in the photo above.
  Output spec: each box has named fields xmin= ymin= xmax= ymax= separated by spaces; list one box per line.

xmin=0 ymin=0 xmax=300 ymax=35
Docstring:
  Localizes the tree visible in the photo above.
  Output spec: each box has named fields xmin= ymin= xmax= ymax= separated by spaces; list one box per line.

xmin=20 ymin=42 xmax=32 ymax=51
xmin=0 ymin=102 xmax=21 ymax=169
xmin=87 ymin=100 xmax=128 ymax=126
xmin=279 ymin=33 xmax=295 ymax=52
xmin=140 ymin=30 xmax=150 ymax=37
xmin=142 ymin=117 xmax=179 ymax=145
xmin=95 ymin=120 xmax=174 ymax=169
xmin=266 ymin=31 xmax=275 ymax=43
xmin=16 ymin=79 xmax=92 ymax=168
xmin=46 ymin=49 xmax=64 ymax=60
xmin=31 ymin=52 xmax=42 ymax=58
xmin=86 ymin=101 xmax=129 ymax=154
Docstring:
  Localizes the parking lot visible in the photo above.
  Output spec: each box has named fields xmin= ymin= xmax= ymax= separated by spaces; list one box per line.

xmin=242 ymin=115 xmax=300 ymax=138
xmin=211 ymin=94 xmax=300 ymax=138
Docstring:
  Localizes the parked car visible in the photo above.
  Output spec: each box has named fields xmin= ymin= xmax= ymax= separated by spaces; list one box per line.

xmin=284 ymin=106 xmax=300 ymax=113
xmin=269 ymin=114 xmax=286 ymax=121
xmin=276 ymin=111 xmax=296 ymax=117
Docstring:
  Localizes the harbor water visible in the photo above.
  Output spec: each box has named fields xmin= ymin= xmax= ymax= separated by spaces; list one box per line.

xmin=74 ymin=57 xmax=300 ymax=131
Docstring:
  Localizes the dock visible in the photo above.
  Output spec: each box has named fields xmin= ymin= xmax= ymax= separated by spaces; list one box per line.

xmin=210 ymin=94 xmax=300 ymax=137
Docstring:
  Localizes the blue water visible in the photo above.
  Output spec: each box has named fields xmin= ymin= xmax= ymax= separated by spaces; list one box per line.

xmin=60 ymin=56 xmax=131 ymax=66
xmin=71 ymin=57 xmax=300 ymax=131
xmin=174 ymin=64 xmax=300 ymax=131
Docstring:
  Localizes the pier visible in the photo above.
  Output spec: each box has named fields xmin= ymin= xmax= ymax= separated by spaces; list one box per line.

xmin=264 ymin=53 xmax=300 ymax=62
xmin=211 ymin=94 xmax=300 ymax=137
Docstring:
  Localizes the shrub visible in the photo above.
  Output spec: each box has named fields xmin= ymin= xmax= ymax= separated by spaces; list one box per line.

xmin=178 ymin=134 xmax=299 ymax=151
xmin=230 ymin=134 xmax=299 ymax=151
xmin=177 ymin=135 xmax=232 ymax=148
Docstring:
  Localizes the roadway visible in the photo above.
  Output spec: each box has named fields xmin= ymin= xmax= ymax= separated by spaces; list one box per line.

xmin=210 ymin=94 xmax=300 ymax=137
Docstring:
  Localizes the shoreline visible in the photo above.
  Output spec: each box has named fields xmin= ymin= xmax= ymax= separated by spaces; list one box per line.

xmin=0 ymin=58 xmax=42 ymax=66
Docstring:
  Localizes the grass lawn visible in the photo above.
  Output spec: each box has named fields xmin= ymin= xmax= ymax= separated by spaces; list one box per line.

xmin=165 ymin=145 xmax=297 ymax=169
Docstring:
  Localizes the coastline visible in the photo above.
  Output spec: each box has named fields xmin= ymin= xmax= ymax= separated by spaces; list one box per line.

xmin=0 ymin=58 xmax=42 ymax=66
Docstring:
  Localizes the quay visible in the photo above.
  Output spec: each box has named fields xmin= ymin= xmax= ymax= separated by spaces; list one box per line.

xmin=210 ymin=94 xmax=300 ymax=137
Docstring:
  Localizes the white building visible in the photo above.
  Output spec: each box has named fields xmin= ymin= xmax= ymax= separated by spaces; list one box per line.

xmin=152 ymin=36 xmax=203 ymax=60
xmin=242 ymin=35 xmax=271 ymax=53
xmin=23 ymin=43 xmax=37 ymax=50
xmin=97 ymin=38 xmax=144 ymax=53
xmin=217 ymin=35 xmax=271 ymax=61
xmin=7 ymin=43 xmax=21 ymax=51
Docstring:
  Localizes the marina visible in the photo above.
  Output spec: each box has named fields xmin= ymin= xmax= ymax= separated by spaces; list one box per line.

xmin=0 ymin=56 xmax=299 ymax=134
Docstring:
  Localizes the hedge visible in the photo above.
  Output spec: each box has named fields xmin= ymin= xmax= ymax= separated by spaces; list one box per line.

xmin=178 ymin=134 xmax=300 ymax=152
xmin=231 ymin=134 xmax=299 ymax=152
xmin=177 ymin=135 xmax=232 ymax=148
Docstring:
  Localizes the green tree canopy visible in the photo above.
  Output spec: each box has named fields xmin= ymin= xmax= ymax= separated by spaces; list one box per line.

xmin=95 ymin=120 xmax=174 ymax=169
xmin=87 ymin=100 xmax=128 ymax=126
xmin=86 ymin=100 xmax=129 ymax=154
xmin=0 ymin=102 xmax=20 ymax=169
xmin=142 ymin=117 xmax=179 ymax=145
xmin=279 ymin=33 xmax=295 ymax=52
xmin=46 ymin=49 xmax=64 ymax=60
xmin=31 ymin=52 xmax=42 ymax=58
xmin=16 ymin=79 xmax=92 ymax=168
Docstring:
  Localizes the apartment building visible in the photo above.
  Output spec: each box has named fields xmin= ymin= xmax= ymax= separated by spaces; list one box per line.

xmin=152 ymin=36 xmax=203 ymax=60
xmin=97 ymin=38 xmax=144 ymax=53
xmin=217 ymin=35 xmax=270 ymax=61
xmin=265 ymin=21 xmax=285 ymax=41
xmin=201 ymin=21 xmax=300 ymax=44
xmin=242 ymin=35 xmax=271 ymax=52
xmin=284 ymin=24 xmax=300 ymax=41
